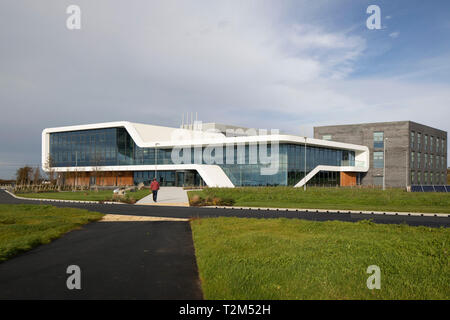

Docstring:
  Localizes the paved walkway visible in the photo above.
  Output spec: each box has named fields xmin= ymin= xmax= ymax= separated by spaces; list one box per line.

xmin=136 ymin=187 xmax=189 ymax=206
xmin=0 ymin=220 xmax=203 ymax=299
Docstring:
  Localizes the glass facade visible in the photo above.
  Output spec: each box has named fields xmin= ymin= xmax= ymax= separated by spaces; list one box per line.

xmin=133 ymin=170 xmax=204 ymax=187
xmin=50 ymin=128 xmax=356 ymax=187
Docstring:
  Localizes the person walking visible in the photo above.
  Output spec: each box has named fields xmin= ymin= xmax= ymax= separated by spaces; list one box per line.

xmin=150 ymin=178 xmax=160 ymax=202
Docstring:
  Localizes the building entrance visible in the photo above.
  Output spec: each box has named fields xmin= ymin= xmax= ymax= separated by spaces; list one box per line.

xmin=134 ymin=170 xmax=204 ymax=187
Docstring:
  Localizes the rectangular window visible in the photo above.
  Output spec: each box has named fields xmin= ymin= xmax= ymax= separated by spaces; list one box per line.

xmin=424 ymin=154 xmax=428 ymax=169
xmin=411 ymin=131 xmax=415 ymax=148
xmin=411 ymin=171 xmax=415 ymax=185
xmin=410 ymin=152 xmax=415 ymax=169
xmin=417 ymin=133 xmax=421 ymax=150
xmin=322 ymin=135 xmax=332 ymax=141
xmin=373 ymin=132 xmax=384 ymax=149
xmin=417 ymin=152 xmax=421 ymax=169
xmin=424 ymin=134 xmax=428 ymax=151
xmin=424 ymin=172 xmax=428 ymax=185
xmin=373 ymin=151 xmax=384 ymax=168
xmin=430 ymin=172 xmax=433 ymax=185
xmin=436 ymin=138 xmax=440 ymax=153
xmin=430 ymin=136 xmax=433 ymax=153
xmin=430 ymin=155 xmax=433 ymax=169
xmin=417 ymin=172 xmax=421 ymax=185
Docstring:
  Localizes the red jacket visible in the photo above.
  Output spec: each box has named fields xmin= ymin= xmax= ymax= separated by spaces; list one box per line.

xmin=150 ymin=180 xmax=160 ymax=191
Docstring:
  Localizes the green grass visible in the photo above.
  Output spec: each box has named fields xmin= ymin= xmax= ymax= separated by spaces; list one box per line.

xmin=191 ymin=217 xmax=450 ymax=299
xmin=188 ymin=187 xmax=450 ymax=213
xmin=0 ymin=204 xmax=103 ymax=262
xmin=16 ymin=189 xmax=150 ymax=202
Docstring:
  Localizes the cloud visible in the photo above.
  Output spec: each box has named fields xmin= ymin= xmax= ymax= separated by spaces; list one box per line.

xmin=0 ymin=0 xmax=449 ymax=178
xmin=389 ymin=31 xmax=400 ymax=38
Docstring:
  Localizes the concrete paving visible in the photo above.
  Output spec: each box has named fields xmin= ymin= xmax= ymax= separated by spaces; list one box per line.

xmin=136 ymin=187 xmax=189 ymax=206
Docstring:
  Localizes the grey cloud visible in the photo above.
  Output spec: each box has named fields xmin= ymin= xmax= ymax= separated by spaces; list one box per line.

xmin=0 ymin=0 xmax=448 ymax=178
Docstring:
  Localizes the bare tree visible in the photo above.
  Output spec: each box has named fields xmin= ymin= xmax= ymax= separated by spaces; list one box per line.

xmin=44 ymin=155 xmax=56 ymax=185
xmin=33 ymin=167 xmax=41 ymax=185
xmin=90 ymin=156 xmax=103 ymax=192
xmin=16 ymin=166 xmax=33 ymax=185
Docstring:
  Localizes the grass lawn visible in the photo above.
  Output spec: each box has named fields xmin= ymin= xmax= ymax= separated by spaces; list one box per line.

xmin=188 ymin=187 xmax=450 ymax=213
xmin=0 ymin=204 xmax=103 ymax=262
xmin=15 ymin=189 xmax=150 ymax=203
xmin=191 ymin=217 xmax=450 ymax=299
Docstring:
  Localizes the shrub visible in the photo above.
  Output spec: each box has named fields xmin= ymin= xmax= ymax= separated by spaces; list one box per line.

xmin=190 ymin=194 xmax=202 ymax=206
xmin=189 ymin=194 xmax=235 ymax=207
xmin=121 ymin=197 xmax=136 ymax=204
xmin=217 ymin=197 xmax=235 ymax=206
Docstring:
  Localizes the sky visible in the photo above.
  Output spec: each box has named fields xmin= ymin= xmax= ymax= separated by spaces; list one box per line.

xmin=0 ymin=0 xmax=449 ymax=179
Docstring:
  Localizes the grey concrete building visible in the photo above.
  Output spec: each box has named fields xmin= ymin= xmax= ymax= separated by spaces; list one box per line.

xmin=314 ymin=121 xmax=447 ymax=188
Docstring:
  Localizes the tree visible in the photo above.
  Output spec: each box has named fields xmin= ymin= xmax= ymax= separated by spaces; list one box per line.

xmin=32 ymin=167 xmax=41 ymax=185
xmin=90 ymin=155 xmax=103 ymax=192
xmin=44 ymin=155 xmax=56 ymax=185
xmin=16 ymin=166 xmax=33 ymax=185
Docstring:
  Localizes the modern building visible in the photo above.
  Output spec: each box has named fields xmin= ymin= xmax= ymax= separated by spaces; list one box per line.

xmin=314 ymin=121 xmax=447 ymax=187
xmin=42 ymin=121 xmax=369 ymax=188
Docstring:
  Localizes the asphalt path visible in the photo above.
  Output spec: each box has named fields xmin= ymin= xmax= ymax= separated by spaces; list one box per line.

xmin=1 ymin=190 xmax=448 ymax=227
xmin=0 ymin=219 xmax=202 ymax=299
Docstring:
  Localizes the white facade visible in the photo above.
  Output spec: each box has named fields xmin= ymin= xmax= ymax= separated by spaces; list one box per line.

xmin=42 ymin=121 xmax=370 ymax=187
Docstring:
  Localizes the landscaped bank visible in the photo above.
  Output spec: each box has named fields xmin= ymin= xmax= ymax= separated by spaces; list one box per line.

xmin=191 ymin=217 xmax=450 ymax=299
xmin=15 ymin=189 xmax=149 ymax=204
xmin=188 ymin=187 xmax=450 ymax=213
xmin=0 ymin=204 xmax=103 ymax=262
